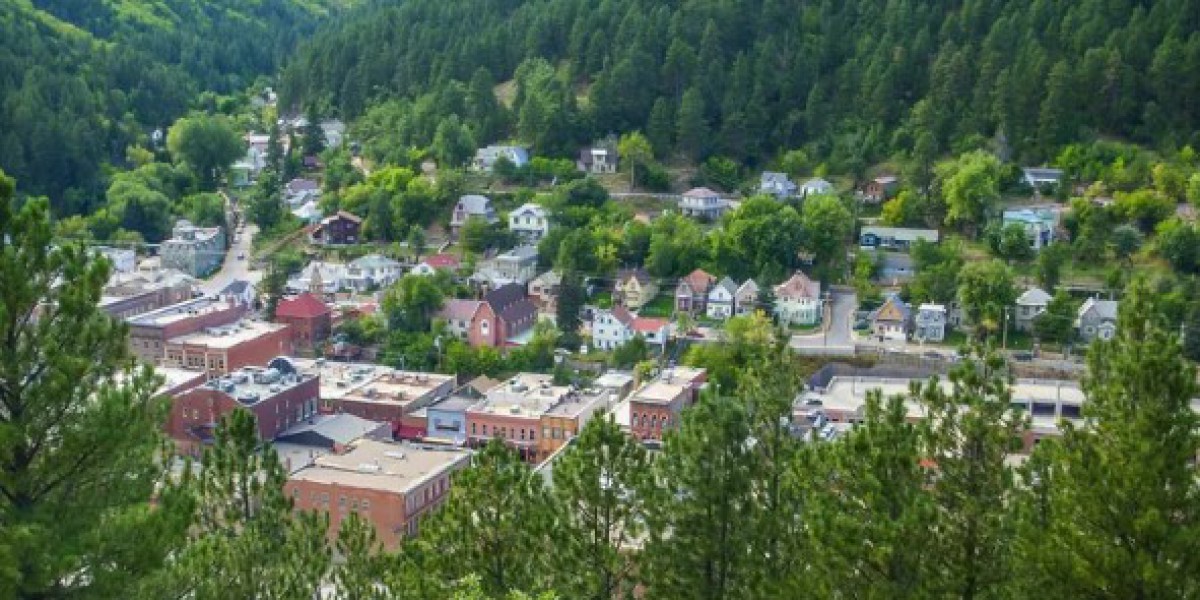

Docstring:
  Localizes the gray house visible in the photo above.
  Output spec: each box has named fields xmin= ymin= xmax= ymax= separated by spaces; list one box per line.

xmin=160 ymin=220 xmax=226 ymax=277
xmin=914 ymin=304 xmax=947 ymax=342
xmin=1076 ymin=298 xmax=1118 ymax=342
xmin=1015 ymin=287 xmax=1052 ymax=332
xmin=759 ymin=172 xmax=797 ymax=198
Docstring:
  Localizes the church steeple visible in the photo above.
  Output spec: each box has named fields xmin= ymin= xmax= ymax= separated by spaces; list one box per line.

xmin=309 ymin=264 xmax=324 ymax=297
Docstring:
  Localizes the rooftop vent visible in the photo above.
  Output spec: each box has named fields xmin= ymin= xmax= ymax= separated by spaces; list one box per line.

xmin=384 ymin=451 xmax=406 ymax=460
xmin=356 ymin=463 xmax=381 ymax=473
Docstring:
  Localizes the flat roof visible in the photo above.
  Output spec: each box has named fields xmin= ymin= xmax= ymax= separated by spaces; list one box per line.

xmin=288 ymin=359 xmax=454 ymax=402
xmin=427 ymin=395 xmax=483 ymax=413
xmin=288 ymin=439 xmax=469 ymax=493
xmin=594 ymin=372 xmax=635 ymax=390
xmin=544 ymin=388 xmax=614 ymax=418
xmin=169 ymin=320 xmax=287 ymax=349
xmin=196 ymin=366 xmax=316 ymax=407
xmin=805 ymin=376 xmax=1087 ymax=421
xmin=153 ymin=366 xmax=208 ymax=395
xmin=632 ymin=381 xmax=688 ymax=405
xmin=468 ymin=373 xmax=573 ymax=418
xmin=128 ymin=297 xmax=235 ymax=327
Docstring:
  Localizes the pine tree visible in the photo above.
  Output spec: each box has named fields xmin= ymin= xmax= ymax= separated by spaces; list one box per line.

xmin=642 ymin=394 xmax=755 ymax=599
xmin=917 ymin=350 xmax=1024 ymax=599
xmin=302 ymin=105 xmax=326 ymax=157
xmin=556 ymin=271 xmax=585 ymax=350
xmin=156 ymin=410 xmax=330 ymax=598
xmin=549 ymin=416 xmax=653 ymax=599
xmin=1019 ymin=280 xmax=1200 ymax=598
xmin=421 ymin=440 xmax=555 ymax=597
xmin=806 ymin=391 xmax=935 ymax=598
xmin=332 ymin=513 xmax=391 ymax=599
xmin=0 ymin=171 xmax=179 ymax=597
xmin=646 ymin=98 xmax=675 ymax=157
xmin=676 ymin=86 xmax=709 ymax=162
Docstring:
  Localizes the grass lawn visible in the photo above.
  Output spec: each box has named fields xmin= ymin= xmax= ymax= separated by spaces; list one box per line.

xmin=638 ymin=293 xmax=676 ymax=318
xmin=591 ymin=291 xmax=613 ymax=309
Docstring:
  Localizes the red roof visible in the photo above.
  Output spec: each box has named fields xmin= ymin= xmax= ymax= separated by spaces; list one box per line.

xmin=275 ymin=292 xmax=331 ymax=319
xmin=631 ymin=317 xmax=668 ymax=333
xmin=423 ymin=253 xmax=460 ymax=269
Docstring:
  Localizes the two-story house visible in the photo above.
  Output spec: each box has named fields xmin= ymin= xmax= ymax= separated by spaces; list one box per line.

xmin=1076 ymin=297 xmax=1118 ymax=342
xmin=508 ymin=203 xmax=550 ymax=241
xmin=577 ymin=143 xmax=618 ymax=174
xmin=914 ymin=304 xmax=947 ymax=342
xmin=480 ymin=246 xmax=539 ymax=286
xmin=1015 ymin=288 xmax=1052 ymax=332
xmin=615 ymin=268 xmax=658 ymax=311
xmin=451 ymin=195 xmax=499 ymax=234
xmin=472 ymin=145 xmax=530 ymax=172
xmin=310 ymin=212 xmax=362 ymax=246
xmin=773 ymin=271 xmax=823 ymax=326
xmin=870 ymin=294 xmax=912 ymax=341
xmin=436 ymin=284 xmax=538 ymax=348
xmin=528 ymin=271 xmax=561 ymax=314
xmin=706 ymin=277 xmax=738 ymax=320
xmin=800 ymin=177 xmax=834 ymax=197
xmin=676 ymin=269 xmax=716 ymax=315
xmin=1002 ymin=208 xmax=1059 ymax=251
xmin=862 ymin=175 xmax=899 ymax=203
xmin=759 ymin=172 xmax=797 ymax=198
xmin=735 ymin=280 xmax=759 ymax=316
xmin=346 ymin=254 xmax=404 ymax=291
xmin=592 ymin=306 xmax=636 ymax=350
xmin=678 ymin=187 xmax=729 ymax=220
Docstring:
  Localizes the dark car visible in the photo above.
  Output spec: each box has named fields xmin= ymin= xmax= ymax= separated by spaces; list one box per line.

xmin=1012 ymin=351 xmax=1034 ymax=362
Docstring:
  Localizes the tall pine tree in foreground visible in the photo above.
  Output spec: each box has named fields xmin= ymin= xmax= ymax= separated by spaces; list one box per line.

xmin=1021 ymin=280 xmax=1200 ymax=598
xmin=0 ymin=170 xmax=176 ymax=598
xmin=155 ymin=410 xmax=330 ymax=599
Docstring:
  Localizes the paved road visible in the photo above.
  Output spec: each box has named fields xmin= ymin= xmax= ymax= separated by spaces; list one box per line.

xmin=201 ymin=224 xmax=262 ymax=295
xmin=790 ymin=290 xmax=855 ymax=351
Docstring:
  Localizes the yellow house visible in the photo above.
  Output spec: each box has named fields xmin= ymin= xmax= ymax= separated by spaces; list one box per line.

xmin=615 ymin=268 xmax=659 ymax=310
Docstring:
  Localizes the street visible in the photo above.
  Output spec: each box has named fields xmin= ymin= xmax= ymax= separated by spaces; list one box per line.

xmin=789 ymin=290 xmax=855 ymax=353
xmin=201 ymin=224 xmax=262 ymax=295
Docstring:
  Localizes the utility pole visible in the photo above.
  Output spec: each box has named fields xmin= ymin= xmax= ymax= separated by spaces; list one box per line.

xmin=1002 ymin=306 xmax=1010 ymax=350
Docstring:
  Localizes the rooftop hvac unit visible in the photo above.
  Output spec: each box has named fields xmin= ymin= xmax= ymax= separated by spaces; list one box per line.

xmin=356 ymin=463 xmax=381 ymax=473
xmin=509 ymin=405 xmax=521 ymax=414
xmin=384 ymin=451 xmax=406 ymax=460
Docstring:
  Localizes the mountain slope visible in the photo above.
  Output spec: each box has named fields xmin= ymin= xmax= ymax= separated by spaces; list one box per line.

xmin=279 ymin=0 xmax=1200 ymax=169
xmin=0 ymin=0 xmax=351 ymax=210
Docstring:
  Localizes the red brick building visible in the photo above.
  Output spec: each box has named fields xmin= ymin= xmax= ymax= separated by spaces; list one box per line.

xmin=126 ymin=297 xmax=248 ymax=363
xmin=288 ymin=359 xmax=456 ymax=437
xmin=438 ymin=284 xmax=538 ymax=348
xmin=628 ymin=367 xmax=708 ymax=441
xmin=285 ymin=439 xmax=470 ymax=547
xmin=275 ymin=293 xmax=332 ymax=351
xmin=310 ymin=211 xmax=362 ymax=246
xmin=163 ymin=320 xmax=293 ymax=377
xmin=166 ymin=363 xmax=320 ymax=455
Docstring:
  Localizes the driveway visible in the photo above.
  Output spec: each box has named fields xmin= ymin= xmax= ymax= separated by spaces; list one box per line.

xmin=201 ymin=224 xmax=262 ymax=295
xmin=789 ymin=290 xmax=855 ymax=352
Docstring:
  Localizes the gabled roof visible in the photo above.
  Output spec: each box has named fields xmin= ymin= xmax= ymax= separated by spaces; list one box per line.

xmin=870 ymin=294 xmax=911 ymax=323
xmin=457 ymin=195 xmax=492 ymax=213
xmin=761 ymin=171 xmax=793 ymax=185
xmin=510 ymin=203 xmax=547 ymax=218
xmin=530 ymin=270 xmax=561 ymax=288
xmin=801 ymin=177 xmax=833 ymax=192
xmin=351 ymin=254 xmax=401 ymax=269
xmin=500 ymin=245 xmax=539 ymax=261
xmin=485 ymin=283 xmax=538 ymax=324
xmin=618 ymin=268 xmax=653 ymax=286
xmin=679 ymin=269 xmax=716 ymax=294
xmin=276 ymin=292 xmax=331 ymax=319
xmin=683 ymin=187 xmax=720 ymax=198
xmin=610 ymin=305 xmax=635 ymax=326
xmin=220 ymin=280 xmax=252 ymax=295
xmin=736 ymin=279 xmax=759 ymax=297
xmin=440 ymin=299 xmax=482 ymax=322
xmin=1078 ymin=298 xmax=1118 ymax=321
xmin=323 ymin=210 xmax=362 ymax=224
xmin=774 ymin=272 xmax=821 ymax=301
xmin=422 ymin=253 xmax=460 ymax=270
xmin=631 ymin=317 xmax=669 ymax=333
xmin=711 ymin=276 xmax=738 ymax=298
xmin=285 ymin=178 xmax=320 ymax=194
xmin=1017 ymin=288 xmax=1052 ymax=306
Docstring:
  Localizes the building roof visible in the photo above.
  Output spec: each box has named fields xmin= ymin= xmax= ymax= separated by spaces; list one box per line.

xmin=609 ymin=305 xmax=635 ymax=326
xmin=1017 ymin=287 xmax=1052 ymax=306
xmin=351 ymin=254 xmax=402 ymax=270
xmin=510 ymin=203 xmax=547 ymax=218
xmin=631 ymin=317 xmax=669 ymax=334
xmin=1003 ymin=208 xmax=1058 ymax=226
xmin=1023 ymin=167 xmax=1065 ymax=182
xmin=870 ymin=294 xmax=911 ymax=323
xmin=874 ymin=175 xmax=899 ymax=184
xmin=918 ymin=303 xmax=946 ymax=314
xmin=276 ymin=414 xmax=390 ymax=449
xmin=499 ymin=245 xmax=539 ymax=261
xmin=761 ymin=171 xmax=793 ymax=185
xmin=859 ymin=226 xmax=940 ymax=243
xmin=468 ymin=373 xmax=573 ymax=419
xmin=192 ymin=364 xmax=316 ymax=407
xmin=323 ymin=210 xmax=362 ymax=224
xmin=631 ymin=381 xmax=688 ymax=405
xmin=422 ymin=253 xmax=461 ymax=270
xmin=286 ymin=178 xmax=320 ymax=194
xmin=127 ymin=297 xmax=239 ymax=328
xmin=287 ymin=439 xmax=469 ymax=494
xmin=712 ymin=276 xmax=738 ymax=298
xmin=287 ymin=358 xmax=453 ymax=402
xmin=485 ymin=283 xmax=537 ymax=324
xmin=683 ymin=187 xmax=720 ymax=198
xmin=426 ymin=394 xmax=483 ymax=414
xmin=680 ymin=268 xmax=716 ymax=293
xmin=220 ymin=280 xmax=253 ymax=296
xmin=276 ymin=293 xmax=331 ymax=319
xmin=440 ymin=299 xmax=482 ymax=322
xmin=531 ymin=270 xmax=562 ymax=289
xmin=801 ymin=177 xmax=833 ymax=192
xmin=457 ymin=195 xmax=492 ymax=214
xmin=736 ymin=279 xmax=760 ymax=298
xmin=1079 ymin=297 xmax=1119 ymax=321
xmin=618 ymin=268 xmax=652 ymax=286
xmin=774 ymin=271 xmax=821 ymax=301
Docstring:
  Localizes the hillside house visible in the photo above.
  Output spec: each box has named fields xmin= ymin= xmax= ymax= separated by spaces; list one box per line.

xmin=863 ymin=176 xmax=899 ymax=203
xmin=472 ymin=145 xmax=530 ymax=172
xmin=1076 ymin=298 xmax=1118 ymax=342
xmin=310 ymin=212 xmax=362 ymax=246
xmin=678 ymin=187 xmax=729 ymax=219
xmin=773 ymin=271 xmax=823 ymax=326
xmin=508 ymin=203 xmax=550 ymax=241
xmin=759 ymin=172 xmax=797 ymax=198
xmin=1016 ymin=288 xmax=1052 ymax=332
xmin=914 ymin=304 xmax=946 ymax=342
xmin=735 ymin=280 xmax=759 ymax=316
xmin=451 ymin=195 xmax=498 ymax=233
xmin=870 ymin=294 xmax=911 ymax=341
xmin=1002 ymin=209 xmax=1058 ymax=250
xmin=577 ymin=142 xmax=618 ymax=174
xmin=676 ymin=269 xmax=716 ymax=315
xmin=706 ymin=277 xmax=738 ymax=320
xmin=614 ymin=269 xmax=658 ymax=311
xmin=800 ymin=178 xmax=834 ymax=197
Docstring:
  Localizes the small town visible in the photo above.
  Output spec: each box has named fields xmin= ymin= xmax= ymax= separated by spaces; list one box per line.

xmin=2 ymin=0 xmax=1199 ymax=597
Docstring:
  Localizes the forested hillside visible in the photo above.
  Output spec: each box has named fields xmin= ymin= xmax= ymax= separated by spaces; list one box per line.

xmin=0 ymin=0 xmax=349 ymax=210
xmin=280 ymin=0 xmax=1200 ymax=171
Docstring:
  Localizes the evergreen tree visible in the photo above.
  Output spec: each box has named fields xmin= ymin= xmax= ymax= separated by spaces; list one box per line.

xmin=1019 ymin=281 xmax=1200 ymax=598
xmin=303 ymin=105 xmax=326 ymax=157
xmin=646 ymin=98 xmax=675 ymax=157
xmin=549 ymin=417 xmax=653 ymax=599
xmin=643 ymin=394 xmax=755 ymax=599
xmin=0 ymin=171 xmax=179 ymax=598
xmin=676 ymin=87 xmax=709 ymax=162
xmin=556 ymin=271 xmax=585 ymax=350
xmin=332 ymin=513 xmax=391 ymax=600
xmin=157 ymin=410 xmax=330 ymax=599
xmin=421 ymin=440 xmax=555 ymax=597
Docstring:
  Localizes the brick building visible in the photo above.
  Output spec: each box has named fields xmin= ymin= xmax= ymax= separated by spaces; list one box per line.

xmin=100 ymin=269 xmax=197 ymax=320
xmin=285 ymin=440 xmax=470 ymax=547
xmin=289 ymin=359 xmax=455 ymax=437
xmin=437 ymin=284 xmax=538 ymax=348
xmin=163 ymin=320 xmax=293 ymax=377
xmin=166 ymin=362 xmax=320 ymax=455
xmin=628 ymin=367 xmax=708 ymax=441
xmin=126 ymin=297 xmax=247 ymax=363
xmin=275 ymin=293 xmax=332 ymax=351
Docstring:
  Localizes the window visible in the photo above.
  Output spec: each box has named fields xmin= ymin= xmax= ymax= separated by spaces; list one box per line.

xmin=529 ymin=429 xmax=535 ymax=441
xmin=350 ymin=499 xmax=359 ymax=510
xmin=520 ymin=429 xmax=526 ymax=441
xmin=339 ymin=496 xmax=347 ymax=509
xmin=482 ymin=424 xmax=488 ymax=435
xmin=543 ymin=427 xmax=550 ymax=439
xmin=361 ymin=499 xmax=370 ymax=511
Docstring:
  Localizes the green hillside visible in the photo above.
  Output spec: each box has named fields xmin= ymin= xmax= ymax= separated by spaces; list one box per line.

xmin=279 ymin=0 xmax=1200 ymax=171
xmin=0 ymin=0 xmax=351 ymax=211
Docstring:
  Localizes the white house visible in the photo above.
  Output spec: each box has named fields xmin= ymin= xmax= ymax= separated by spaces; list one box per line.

xmin=1002 ymin=208 xmax=1059 ymax=250
xmin=451 ymin=195 xmax=499 ymax=232
xmin=95 ymin=246 xmax=137 ymax=274
xmin=1022 ymin=167 xmax=1064 ymax=190
xmin=592 ymin=306 xmax=635 ymax=350
xmin=679 ymin=187 xmax=729 ymax=219
xmin=346 ymin=254 xmax=404 ymax=290
xmin=914 ymin=304 xmax=947 ymax=342
xmin=800 ymin=178 xmax=834 ymax=197
xmin=472 ymin=145 xmax=530 ymax=172
xmin=508 ymin=203 xmax=551 ymax=240
xmin=706 ymin=277 xmax=738 ymax=320
xmin=217 ymin=279 xmax=257 ymax=307
xmin=773 ymin=272 xmax=823 ymax=326
xmin=759 ymin=172 xmax=797 ymax=198
xmin=1015 ymin=287 xmax=1052 ymax=332
xmin=630 ymin=317 xmax=670 ymax=347
xmin=1076 ymin=298 xmax=1118 ymax=343
xmin=287 ymin=261 xmax=348 ymax=295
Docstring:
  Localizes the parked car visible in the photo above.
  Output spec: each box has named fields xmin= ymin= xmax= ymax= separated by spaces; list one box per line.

xmin=1012 ymin=351 xmax=1034 ymax=362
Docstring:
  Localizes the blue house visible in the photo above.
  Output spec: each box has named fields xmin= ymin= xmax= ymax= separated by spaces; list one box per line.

xmin=1002 ymin=209 xmax=1058 ymax=250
